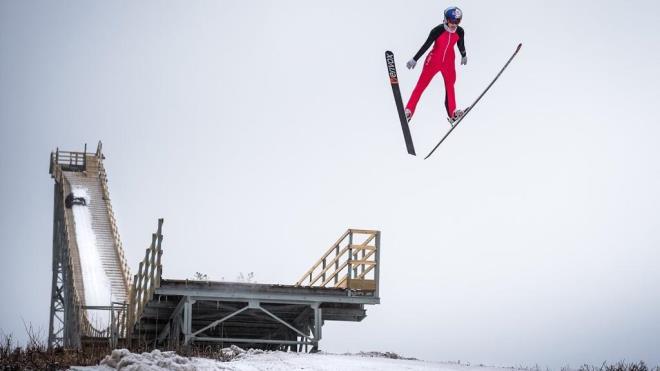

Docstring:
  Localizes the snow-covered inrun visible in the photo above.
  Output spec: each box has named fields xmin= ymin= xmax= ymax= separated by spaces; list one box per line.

xmin=70 ymin=187 xmax=115 ymax=329
xmin=70 ymin=347 xmax=524 ymax=371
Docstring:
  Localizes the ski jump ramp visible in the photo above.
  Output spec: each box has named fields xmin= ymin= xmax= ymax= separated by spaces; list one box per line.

xmin=48 ymin=143 xmax=380 ymax=351
xmin=48 ymin=143 xmax=131 ymax=348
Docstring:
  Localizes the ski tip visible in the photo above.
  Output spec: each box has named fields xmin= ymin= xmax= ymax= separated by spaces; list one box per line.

xmin=385 ymin=50 xmax=393 ymax=56
xmin=516 ymin=43 xmax=522 ymax=52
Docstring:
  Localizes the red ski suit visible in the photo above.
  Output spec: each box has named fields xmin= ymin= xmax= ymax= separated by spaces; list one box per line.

xmin=406 ymin=24 xmax=466 ymax=119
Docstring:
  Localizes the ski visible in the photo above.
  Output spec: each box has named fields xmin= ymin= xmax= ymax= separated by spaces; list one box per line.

xmin=385 ymin=51 xmax=416 ymax=156
xmin=424 ymin=43 xmax=522 ymax=160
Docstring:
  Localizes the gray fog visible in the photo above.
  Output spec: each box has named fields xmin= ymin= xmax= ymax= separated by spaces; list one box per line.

xmin=1 ymin=0 xmax=659 ymax=368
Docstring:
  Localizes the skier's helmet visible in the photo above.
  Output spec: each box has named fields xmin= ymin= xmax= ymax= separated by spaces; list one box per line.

xmin=444 ymin=6 xmax=463 ymax=24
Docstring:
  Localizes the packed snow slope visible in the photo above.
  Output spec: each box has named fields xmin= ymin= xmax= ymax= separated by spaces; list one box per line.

xmin=70 ymin=187 xmax=115 ymax=328
xmin=70 ymin=348 xmax=524 ymax=371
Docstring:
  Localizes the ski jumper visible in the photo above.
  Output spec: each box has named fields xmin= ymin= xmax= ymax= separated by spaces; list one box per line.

xmin=406 ymin=24 xmax=466 ymax=118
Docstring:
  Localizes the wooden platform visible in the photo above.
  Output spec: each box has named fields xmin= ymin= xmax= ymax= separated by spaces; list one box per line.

xmin=132 ymin=279 xmax=379 ymax=351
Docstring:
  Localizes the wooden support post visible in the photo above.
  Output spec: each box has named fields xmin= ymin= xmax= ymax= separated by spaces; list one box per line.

xmin=334 ymin=245 xmax=339 ymax=285
xmin=321 ymin=258 xmax=326 ymax=284
xmin=135 ymin=262 xmax=144 ymax=318
xmin=375 ymin=231 xmax=381 ymax=298
xmin=110 ymin=302 xmax=117 ymax=348
xmin=347 ymin=231 xmax=353 ymax=291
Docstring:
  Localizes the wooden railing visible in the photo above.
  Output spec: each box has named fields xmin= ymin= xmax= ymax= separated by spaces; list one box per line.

xmin=127 ymin=219 xmax=164 ymax=336
xmin=50 ymin=145 xmax=87 ymax=173
xmin=295 ymin=229 xmax=380 ymax=295
xmin=95 ymin=142 xmax=132 ymax=298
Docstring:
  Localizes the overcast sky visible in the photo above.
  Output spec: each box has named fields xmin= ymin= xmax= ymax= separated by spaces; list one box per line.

xmin=1 ymin=0 xmax=659 ymax=368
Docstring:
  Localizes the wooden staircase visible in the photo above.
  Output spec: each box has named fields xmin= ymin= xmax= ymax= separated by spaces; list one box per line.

xmin=62 ymin=155 xmax=128 ymax=304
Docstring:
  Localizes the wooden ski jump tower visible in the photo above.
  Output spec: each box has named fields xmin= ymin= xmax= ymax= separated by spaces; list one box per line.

xmin=48 ymin=142 xmax=131 ymax=348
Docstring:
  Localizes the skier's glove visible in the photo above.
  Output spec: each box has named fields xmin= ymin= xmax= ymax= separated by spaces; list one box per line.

xmin=461 ymin=56 xmax=468 ymax=65
xmin=406 ymin=58 xmax=417 ymax=69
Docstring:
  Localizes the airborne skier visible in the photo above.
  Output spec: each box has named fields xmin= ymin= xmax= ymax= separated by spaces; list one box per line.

xmin=385 ymin=6 xmax=521 ymax=157
xmin=405 ymin=6 xmax=468 ymax=126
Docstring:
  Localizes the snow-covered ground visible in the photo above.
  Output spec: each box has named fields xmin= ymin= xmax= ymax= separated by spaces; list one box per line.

xmin=70 ymin=348 xmax=522 ymax=371
xmin=70 ymin=187 xmax=115 ymax=328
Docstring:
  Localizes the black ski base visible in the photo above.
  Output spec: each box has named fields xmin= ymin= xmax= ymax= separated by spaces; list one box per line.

xmin=385 ymin=51 xmax=416 ymax=156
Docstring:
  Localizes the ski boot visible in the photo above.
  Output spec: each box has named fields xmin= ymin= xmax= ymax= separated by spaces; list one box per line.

xmin=405 ymin=108 xmax=412 ymax=123
xmin=447 ymin=107 xmax=469 ymax=127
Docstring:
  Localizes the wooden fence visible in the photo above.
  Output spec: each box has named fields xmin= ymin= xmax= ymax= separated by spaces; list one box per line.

xmin=127 ymin=219 xmax=164 ymax=340
xmin=295 ymin=229 xmax=380 ymax=294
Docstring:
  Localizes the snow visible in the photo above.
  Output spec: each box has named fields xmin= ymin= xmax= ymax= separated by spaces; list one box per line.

xmin=69 ymin=348 xmax=523 ymax=371
xmin=70 ymin=187 xmax=115 ymax=329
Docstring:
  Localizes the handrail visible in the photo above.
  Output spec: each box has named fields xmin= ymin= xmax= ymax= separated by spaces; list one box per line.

xmin=95 ymin=148 xmax=132 ymax=300
xmin=295 ymin=230 xmax=350 ymax=284
xmin=295 ymin=229 xmax=380 ymax=295
xmin=52 ymin=148 xmax=87 ymax=172
xmin=93 ymin=143 xmax=131 ymax=340
xmin=127 ymin=219 xmax=164 ymax=339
